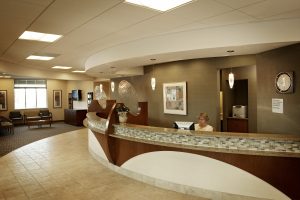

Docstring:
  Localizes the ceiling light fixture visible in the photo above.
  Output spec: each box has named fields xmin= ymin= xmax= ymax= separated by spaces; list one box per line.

xmin=0 ymin=75 xmax=11 ymax=78
xmin=228 ymin=70 xmax=234 ymax=89
xmin=19 ymin=31 xmax=62 ymax=42
xmin=52 ymin=66 xmax=72 ymax=69
xmin=150 ymin=59 xmax=156 ymax=91
xmin=125 ymin=0 xmax=193 ymax=12
xmin=227 ymin=50 xmax=235 ymax=53
xmin=72 ymin=70 xmax=86 ymax=73
xmin=26 ymin=55 xmax=54 ymax=61
xmin=111 ymin=81 xmax=115 ymax=92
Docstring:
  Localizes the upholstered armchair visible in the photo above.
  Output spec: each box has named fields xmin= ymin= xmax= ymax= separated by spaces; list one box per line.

xmin=39 ymin=110 xmax=52 ymax=121
xmin=9 ymin=111 xmax=24 ymax=125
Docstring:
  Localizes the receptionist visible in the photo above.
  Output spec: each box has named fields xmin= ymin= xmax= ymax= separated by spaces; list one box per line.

xmin=195 ymin=113 xmax=213 ymax=132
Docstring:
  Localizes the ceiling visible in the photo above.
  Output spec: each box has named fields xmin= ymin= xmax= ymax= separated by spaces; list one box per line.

xmin=0 ymin=0 xmax=300 ymax=79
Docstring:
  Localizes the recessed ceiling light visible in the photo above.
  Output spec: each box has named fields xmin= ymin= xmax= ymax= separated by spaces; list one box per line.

xmin=72 ymin=70 xmax=86 ymax=73
xmin=26 ymin=55 xmax=54 ymax=61
xmin=52 ymin=66 xmax=72 ymax=69
xmin=19 ymin=31 xmax=62 ymax=42
xmin=227 ymin=50 xmax=235 ymax=53
xmin=0 ymin=75 xmax=11 ymax=78
xmin=125 ymin=0 xmax=193 ymax=12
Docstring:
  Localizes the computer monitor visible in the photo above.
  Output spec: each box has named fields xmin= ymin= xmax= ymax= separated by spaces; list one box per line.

xmin=173 ymin=121 xmax=195 ymax=130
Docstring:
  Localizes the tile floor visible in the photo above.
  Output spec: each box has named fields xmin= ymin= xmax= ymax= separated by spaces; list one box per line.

xmin=0 ymin=128 xmax=208 ymax=200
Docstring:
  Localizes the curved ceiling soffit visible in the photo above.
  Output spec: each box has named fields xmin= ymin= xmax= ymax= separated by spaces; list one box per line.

xmin=85 ymin=18 xmax=300 ymax=72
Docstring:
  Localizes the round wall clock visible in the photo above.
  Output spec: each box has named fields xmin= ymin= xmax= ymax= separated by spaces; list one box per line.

xmin=275 ymin=72 xmax=294 ymax=94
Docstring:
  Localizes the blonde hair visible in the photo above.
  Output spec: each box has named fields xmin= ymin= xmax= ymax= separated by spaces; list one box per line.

xmin=199 ymin=113 xmax=209 ymax=122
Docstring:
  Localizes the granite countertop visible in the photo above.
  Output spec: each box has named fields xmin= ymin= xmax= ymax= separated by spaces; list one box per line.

xmin=86 ymin=112 xmax=107 ymax=133
xmin=111 ymin=124 xmax=300 ymax=158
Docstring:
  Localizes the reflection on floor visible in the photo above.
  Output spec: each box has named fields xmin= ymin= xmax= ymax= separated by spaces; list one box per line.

xmin=0 ymin=128 xmax=207 ymax=200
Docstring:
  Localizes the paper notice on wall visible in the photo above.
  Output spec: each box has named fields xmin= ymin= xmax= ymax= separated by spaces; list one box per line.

xmin=272 ymin=98 xmax=283 ymax=113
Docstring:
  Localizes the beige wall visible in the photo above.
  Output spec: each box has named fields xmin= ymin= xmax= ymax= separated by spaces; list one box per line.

xmin=47 ymin=80 xmax=68 ymax=121
xmin=0 ymin=79 xmax=94 ymax=120
xmin=67 ymin=80 xmax=94 ymax=109
xmin=0 ymin=79 xmax=68 ymax=121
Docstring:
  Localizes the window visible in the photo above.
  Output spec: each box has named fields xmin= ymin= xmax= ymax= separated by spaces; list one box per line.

xmin=14 ymin=79 xmax=47 ymax=109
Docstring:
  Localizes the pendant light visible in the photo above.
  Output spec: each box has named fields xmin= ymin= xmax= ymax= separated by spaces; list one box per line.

xmin=111 ymin=81 xmax=115 ymax=92
xmin=227 ymin=50 xmax=235 ymax=89
xmin=150 ymin=58 xmax=156 ymax=91
xmin=100 ymin=84 xmax=103 ymax=93
xmin=228 ymin=70 xmax=234 ymax=89
xmin=151 ymin=77 xmax=156 ymax=90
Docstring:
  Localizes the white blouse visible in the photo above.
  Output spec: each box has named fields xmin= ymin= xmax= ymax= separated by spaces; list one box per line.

xmin=194 ymin=124 xmax=213 ymax=132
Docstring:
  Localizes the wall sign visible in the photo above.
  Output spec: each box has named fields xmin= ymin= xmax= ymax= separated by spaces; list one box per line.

xmin=272 ymin=98 xmax=283 ymax=114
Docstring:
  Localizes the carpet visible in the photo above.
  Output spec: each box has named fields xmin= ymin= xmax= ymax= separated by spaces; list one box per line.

xmin=0 ymin=122 xmax=83 ymax=157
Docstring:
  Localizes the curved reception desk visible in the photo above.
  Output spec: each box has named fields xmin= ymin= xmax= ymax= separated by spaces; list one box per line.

xmin=87 ymin=100 xmax=300 ymax=200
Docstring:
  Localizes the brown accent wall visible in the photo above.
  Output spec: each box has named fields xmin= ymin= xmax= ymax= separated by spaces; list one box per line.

xmin=256 ymin=44 xmax=300 ymax=134
xmin=111 ymin=56 xmax=256 ymax=130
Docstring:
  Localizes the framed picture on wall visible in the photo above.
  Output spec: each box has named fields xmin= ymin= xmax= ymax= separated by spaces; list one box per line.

xmin=53 ymin=90 xmax=62 ymax=108
xmin=163 ymin=82 xmax=187 ymax=115
xmin=0 ymin=90 xmax=7 ymax=111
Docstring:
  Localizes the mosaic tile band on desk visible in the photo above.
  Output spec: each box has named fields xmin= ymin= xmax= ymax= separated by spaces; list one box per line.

xmin=112 ymin=124 xmax=300 ymax=157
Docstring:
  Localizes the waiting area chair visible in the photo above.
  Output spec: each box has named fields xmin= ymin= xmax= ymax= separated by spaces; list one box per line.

xmin=39 ymin=109 xmax=53 ymax=122
xmin=0 ymin=116 xmax=14 ymax=134
xmin=9 ymin=111 xmax=24 ymax=125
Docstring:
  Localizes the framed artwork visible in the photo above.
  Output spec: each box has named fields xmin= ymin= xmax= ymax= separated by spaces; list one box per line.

xmin=0 ymin=90 xmax=7 ymax=111
xmin=163 ymin=82 xmax=187 ymax=115
xmin=53 ymin=90 xmax=62 ymax=108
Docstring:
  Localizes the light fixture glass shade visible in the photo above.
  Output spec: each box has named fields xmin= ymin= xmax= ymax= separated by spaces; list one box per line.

xmin=19 ymin=31 xmax=62 ymax=42
xmin=229 ymin=72 xmax=234 ymax=89
xmin=111 ymin=81 xmax=115 ymax=92
xmin=26 ymin=55 xmax=54 ymax=60
xmin=151 ymin=77 xmax=156 ymax=90
xmin=100 ymin=84 xmax=103 ymax=93
xmin=125 ymin=0 xmax=192 ymax=12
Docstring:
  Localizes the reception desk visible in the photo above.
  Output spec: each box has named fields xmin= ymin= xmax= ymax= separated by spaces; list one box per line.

xmin=86 ymin=100 xmax=300 ymax=200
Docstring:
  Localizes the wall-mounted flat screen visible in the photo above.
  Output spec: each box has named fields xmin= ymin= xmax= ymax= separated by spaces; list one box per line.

xmin=72 ymin=90 xmax=82 ymax=101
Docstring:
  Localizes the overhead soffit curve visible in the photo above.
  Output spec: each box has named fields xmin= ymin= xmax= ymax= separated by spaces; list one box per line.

xmin=85 ymin=18 xmax=300 ymax=73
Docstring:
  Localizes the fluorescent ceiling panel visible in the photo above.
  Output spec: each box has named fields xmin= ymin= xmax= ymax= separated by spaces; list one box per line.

xmin=26 ymin=55 xmax=55 ymax=61
xmin=52 ymin=66 xmax=72 ymax=69
xmin=19 ymin=31 xmax=62 ymax=42
xmin=125 ymin=0 xmax=193 ymax=11
xmin=72 ymin=70 xmax=86 ymax=73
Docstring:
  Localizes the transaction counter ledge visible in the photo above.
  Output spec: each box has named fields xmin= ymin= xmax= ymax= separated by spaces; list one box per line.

xmin=86 ymin=100 xmax=300 ymax=200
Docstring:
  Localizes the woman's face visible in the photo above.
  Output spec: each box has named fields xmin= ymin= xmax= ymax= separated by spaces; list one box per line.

xmin=198 ymin=117 xmax=207 ymax=127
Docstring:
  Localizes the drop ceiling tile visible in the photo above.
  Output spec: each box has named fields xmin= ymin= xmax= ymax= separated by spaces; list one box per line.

xmin=0 ymin=0 xmax=51 ymax=55
xmin=161 ymin=11 xmax=257 ymax=34
xmin=200 ymin=10 xmax=257 ymax=26
xmin=16 ymin=0 xmax=53 ymax=6
xmin=2 ymin=40 xmax=50 ymax=63
xmin=29 ymin=0 xmax=123 ymax=34
xmin=240 ymin=0 xmax=300 ymax=19
xmin=43 ymin=3 xmax=158 ymax=53
xmin=167 ymin=0 xmax=232 ymax=21
xmin=265 ymin=8 xmax=300 ymax=20
xmin=214 ymin=0 xmax=264 ymax=9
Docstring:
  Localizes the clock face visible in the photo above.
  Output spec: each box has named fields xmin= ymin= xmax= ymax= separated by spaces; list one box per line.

xmin=276 ymin=72 xmax=293 ymax=93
